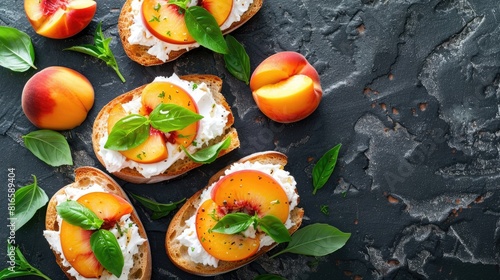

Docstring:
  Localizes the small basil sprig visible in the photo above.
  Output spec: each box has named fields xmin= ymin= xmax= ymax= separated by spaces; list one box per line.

xmin=181 ymin=136 xmax=231 ymax=164
xmin=0 ymin=26 xmax=37 ymax=72
xmin=0 ymin=244 xmax=50 ymax=279
xmin=312 ymin=143 xmax=341 ymax=194
xmin=105 ymin=103 xmax=203 ymax=151
xmin=57 ymin=200 xmax=104 ymax=230
xmin=12 ymin=175 xmax=48 ymax=231
xmin=130 ymin=193 xmax=185 ymax=220
xmin=211 ymin=213 xmax=291 ymax=244
xmin=65 ymin=22 xmax=125 ymax=82
xmin=22 ymin=130 xmax=73 ymax=167
xmin=223 ymin=35 xmax=250 ymax=84
xmin=90 ymin=230 xmax=124 ymax=277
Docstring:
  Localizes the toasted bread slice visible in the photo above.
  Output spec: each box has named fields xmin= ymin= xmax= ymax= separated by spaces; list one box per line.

xmin=45 ymin=166 xmax=152 ymax=280
xmin=165 ymin=151 xmax=304 ymax=276
xmin=118 ymin=0 xmax=264 ymax=66
xmin=92 ymin=74 xmax=240 ymax=184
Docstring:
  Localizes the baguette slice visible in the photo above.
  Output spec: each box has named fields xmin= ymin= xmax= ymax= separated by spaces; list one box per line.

xmin=45 ymin=166 xmax=152 ymax=280
xmin=165 ymin=151 xmax=304 ymax=276
xmin=118 ymin=0 xmax=264 ymax=66
xmin=92 ymin=74 xmax=240 ymax=184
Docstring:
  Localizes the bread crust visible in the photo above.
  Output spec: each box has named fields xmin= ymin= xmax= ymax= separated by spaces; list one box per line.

xmin=118 ymin=0 xmax=264 ymax=66
xmin=165 ymin=151 xmax=305 ymax=276
xmin=45 ymin=166 xmax=152 ymax=280
xmin=92 ymin=74 xmax=240 ymax=184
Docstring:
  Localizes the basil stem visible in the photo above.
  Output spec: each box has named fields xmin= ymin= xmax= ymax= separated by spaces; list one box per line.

xmin=182 ymin=136 xmax=231 ymax=164
xmin=90 ymin=229 xmax=124 ymax=277
xmin=105 ymin=114 xmax=150 ymax=151
xmin=149 ymin=103 xmax=203 ymax=132
xmin=211 ymin=213 xmax=255 ymax=235
xmin=12 ymin=175 xmax=48 ymax=231
xmin=312 ymin=143 xmax=341 ymax=194
xmin=0 ymin=244 xmax=50 ymax=280
xmin=184 ymin=6 xmax=229 ymax=54
xmin=258 ymin=215 xmax=291 ymax=243
xmin=0 ymin=26 xmax=36 ymax=72
xmin=223 ymin=35 xmax=251 ymax=84
xmin=22 ymin=130 xmax=73 ymax=167
xmin=56 ymin=200 xmax=104 ymax=230
xmin=129 ymin=193 xmax=185 ymax=220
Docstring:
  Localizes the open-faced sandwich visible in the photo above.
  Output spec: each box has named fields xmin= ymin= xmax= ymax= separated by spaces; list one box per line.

xmin=92 ymin=73 xmax=240 ymax=184
xmin=43 ymin=166 xmax=151 ymax=279
xmin=118 ymin=0 xmax=264 ymax=65
xmin=165 ymin=151 xmax=304 ymax=276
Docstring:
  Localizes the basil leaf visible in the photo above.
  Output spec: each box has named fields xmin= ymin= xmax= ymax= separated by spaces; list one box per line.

xmin=312 ymin=143 xmax=341 ymax=194
xmin=65 ymin=22 xmax=125 ymax=82
xmin=184 ymin=6 xmax=229 ymax=54
xmin=211 ymin=213 xmax=255 ymax=235
xmin=271 ymin=223 xmax=351 ymax=258
xmin=258 ymin=215 xmax=291 ymax=243
xmin=182 ymin=136 xmax=231 ymax=164
xmin=56 ymin=200 xmax=104 ymax=230
xmin=90 ymin=229 xmax=124 ymax=277
xmin=224 ymin=35 xmax=250 ymax=84
xmin=12 ymin=175 xmax=48 ymax=231
xmin=105 ymin=114 xmax=150 ymax=151
xmin=0 ymin=244 xmax=50 ymax=280
xmin=254 ymin=274 xmax=287 ymax=280
xmin=130 ymin=193 xmax=185 ymax=220
xmin=149 ymin=103 xmax=203 ymax=133
xmin=22 ymin=130 xmax=73 ymax=167
xmin=0 ymin=26 xmax=36 ymax=72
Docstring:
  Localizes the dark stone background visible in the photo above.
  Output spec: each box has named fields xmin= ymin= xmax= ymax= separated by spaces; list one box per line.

xmin=1 ymin=0 xmax=499 ymax=279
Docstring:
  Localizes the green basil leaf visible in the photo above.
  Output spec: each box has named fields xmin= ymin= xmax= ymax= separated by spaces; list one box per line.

xmin=211 ymin=213 xmax=254 ymax=235
xmin=185 ymin=6 xmax=229 ymax=54
xmin=168 ymin=0 xmax=189 ymax=9
xmin=224 ymin=35 xmax=250 ymax=84
xmin=56 ymin=200 xmax=104 ymax=230
xmin=254 ymin=274 xmax=287 ymax=280
xmin=12 ymin=175 xmax=48 ymax=231
xmin=65 ymin=44 xmax=101 ymax=58
xmin=312 ymin=143 xmax=341 ymax=194
xmin=0 ymin=245 xmax=50 ymax=280
xmin=271 ymin=223 xmax=351 ymax=258
xmin=258 ymin=215 xmax=291 ymax=243
xmin=22 ymin=130 xmax=73 ymax=167
xmin=130 ymin=193 xmax=185 ymax=220
xmin=90 ymin=229 xmax=124 ymax=277
xmin=0 ymin=26 xmax=36 ymax=72
xmin=182 ymin=136 xmax=231 ymax=164
xmin=105 ymin=114 xmax=150 ymax=151
xmin=149 ymin=103 xmax=203 ymax=133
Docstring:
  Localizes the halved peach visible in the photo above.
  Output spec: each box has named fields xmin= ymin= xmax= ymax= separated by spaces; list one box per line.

xmin=60 ymin=192 xmax=133 ymax=277
xmin=107 ymin=103 xmax=169 ymax=163
xmin=196 ymin=199 xmax=260 ymax=261
xmin=211 ymin=170 xmax=290 ymax=222
xmin=140 ymin=81 xmax=199 ymax=148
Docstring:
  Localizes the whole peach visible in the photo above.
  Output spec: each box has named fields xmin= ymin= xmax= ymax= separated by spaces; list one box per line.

xmin=22 ymin=66 xmax=94 ymax=130
xmin=250 ymin=51 xmax=323 ymax=123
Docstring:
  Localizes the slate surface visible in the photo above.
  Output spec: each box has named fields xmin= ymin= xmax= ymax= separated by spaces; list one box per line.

xmin=1 ymin=0 xmax=499 ymax=279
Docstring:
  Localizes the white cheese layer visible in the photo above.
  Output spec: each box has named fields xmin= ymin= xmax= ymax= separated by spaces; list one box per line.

xmin=43 ymin=185 xmax=146 ymax=280
xmin=176 ymin=161 xmax=300 ymax=267
xmin=98 ymin=73 xmax=230 ymax=178
xmin=128 ymin=0 xmax=254 ymax=62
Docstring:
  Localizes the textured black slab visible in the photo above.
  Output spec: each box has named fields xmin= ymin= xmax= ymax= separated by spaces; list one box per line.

xmin=0 ymin=0 xmax=499 ymax=279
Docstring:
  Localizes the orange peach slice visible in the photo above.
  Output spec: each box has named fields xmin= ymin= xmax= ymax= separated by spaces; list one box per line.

xmin=60 ymin=192 xmax=133 ymax=277
xmin=140 ymin=81 xmax=199 ymax=148
xmin=196 ymin=199 xmax=260 ymax=261
xmin=200 ymin=0 xmax=233 ymax=26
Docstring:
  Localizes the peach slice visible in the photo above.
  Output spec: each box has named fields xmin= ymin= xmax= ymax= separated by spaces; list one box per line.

xmin=24 ymin=0 xmax=96 ymax=39
xmin=60 ymin=192 xmax=133 ymax=277
xmin=140 ymin=81 xmax=199 ymax=148
xmin=141 ymin=0 xmax=232 ymax=44
xmin=250 ymin=51 xmax=323 ymax=123
xmin=211 ymin=170 xmax=290 ymax=223
xmin=196 ymin=199 xmax=260 ymax=261
xmin=107 ymin=104 xmax=169 ymax=163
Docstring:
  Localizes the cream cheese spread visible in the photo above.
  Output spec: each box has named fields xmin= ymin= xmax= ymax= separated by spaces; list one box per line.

xmin=176 ymin=161 xmax=300 ymax=267
xmin=98 ymin=73 xmax=230 ymax=178
xmin=127 ymin=0 xmax=255 ymax=62
xmin=43 ymin=185 xmax=146 ymax=280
